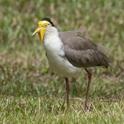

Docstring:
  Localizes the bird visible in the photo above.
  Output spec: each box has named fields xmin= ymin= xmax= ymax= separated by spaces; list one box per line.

xmin=32 ymin=17 xmax=109 ymax=110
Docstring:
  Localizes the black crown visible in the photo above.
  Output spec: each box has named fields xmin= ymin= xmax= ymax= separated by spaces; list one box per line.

xmin=42 ymin=17 xmax=55 ymax=26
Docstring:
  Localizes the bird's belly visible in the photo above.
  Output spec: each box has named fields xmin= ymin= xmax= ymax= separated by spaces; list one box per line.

xmin=44 ymin=36 xmax=81 ymax=77
xmin=46 ymin=52 xmax=81 ymax=77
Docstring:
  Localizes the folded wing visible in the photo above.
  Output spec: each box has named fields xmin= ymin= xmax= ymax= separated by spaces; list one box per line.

xmin=59 ymin=30 xmax=109 ymax=68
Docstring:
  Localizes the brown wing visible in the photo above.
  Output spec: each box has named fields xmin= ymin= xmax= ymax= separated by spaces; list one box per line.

xmin=59 ymin=29 xmax=97 ymax=50
xmin=59 ymin=30 xmax=109 ymax=68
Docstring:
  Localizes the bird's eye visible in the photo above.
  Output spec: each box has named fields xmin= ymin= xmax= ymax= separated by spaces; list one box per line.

xmin=45 ymin=23 xmax=49 ymax=26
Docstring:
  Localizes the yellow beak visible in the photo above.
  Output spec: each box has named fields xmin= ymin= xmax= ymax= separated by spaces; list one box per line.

xmin=32 ymin=27 xmax=46 ymax=41
xmin=32 ymin=27 xmax=42 ymax=36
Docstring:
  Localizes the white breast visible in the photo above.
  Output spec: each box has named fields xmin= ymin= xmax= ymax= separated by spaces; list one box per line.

xmin=43 ymin=27 xmax=81 ymax=77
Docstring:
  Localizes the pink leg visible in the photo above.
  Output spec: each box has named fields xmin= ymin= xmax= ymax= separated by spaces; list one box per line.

xmin=65 ymin=78 xmax=70 ymax=107
xmin=84 ymin=68 xmax=92 ymax=110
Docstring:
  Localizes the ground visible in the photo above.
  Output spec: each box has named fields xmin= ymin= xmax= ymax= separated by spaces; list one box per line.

xmin=0 ymin=0 xmax=124 ymax=123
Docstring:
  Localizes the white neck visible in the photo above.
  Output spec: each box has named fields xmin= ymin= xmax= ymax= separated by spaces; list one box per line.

xmin=43 ymin=26 xmax=64 ymax=53
xmin=44 ymin=25 xmax=59 ymax=39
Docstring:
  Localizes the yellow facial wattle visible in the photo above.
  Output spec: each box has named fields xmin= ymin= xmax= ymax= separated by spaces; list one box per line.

xmin=38 ymin=27 xmax=46 ymax=41
xmin=32 ymin=20 xmax=50 ymax=42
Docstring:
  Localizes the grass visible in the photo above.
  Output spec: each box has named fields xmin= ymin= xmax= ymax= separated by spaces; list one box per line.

xmin=0 ymin=0 xmax=124 ymax=123
xmin=1 ymin=97 xmax=124 ymax=124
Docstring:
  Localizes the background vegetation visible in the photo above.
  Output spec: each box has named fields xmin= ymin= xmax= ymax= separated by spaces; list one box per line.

xmin=0 ymin=0 xmax=124 ymax=123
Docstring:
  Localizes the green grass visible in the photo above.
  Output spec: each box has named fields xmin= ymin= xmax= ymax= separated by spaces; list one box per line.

xmin=0 ymin=0 xmax=124 ymax=123
xmin=1 ymin=96 xmax=124 ymax=124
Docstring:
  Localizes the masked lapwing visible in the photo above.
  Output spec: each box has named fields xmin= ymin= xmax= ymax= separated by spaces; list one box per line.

xmin=32 ymin=18 xmax=109 ymax=110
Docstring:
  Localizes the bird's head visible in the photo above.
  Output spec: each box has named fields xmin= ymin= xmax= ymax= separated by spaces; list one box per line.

xmin=32 ymin=18 xmax=55 ymax=41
